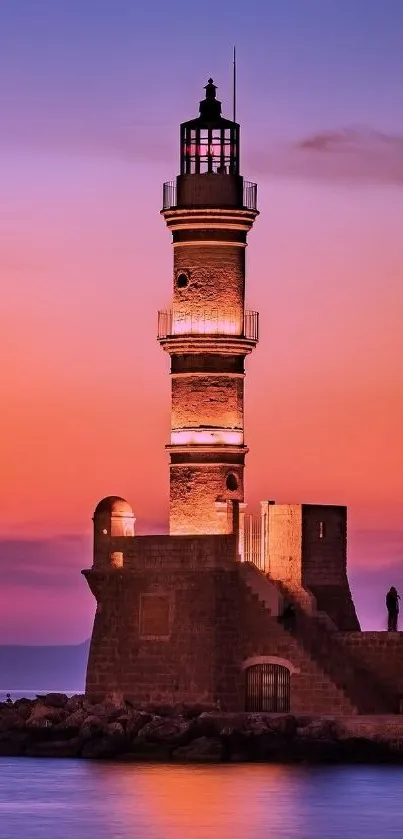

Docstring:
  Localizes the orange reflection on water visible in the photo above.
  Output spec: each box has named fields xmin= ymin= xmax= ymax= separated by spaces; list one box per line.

xmin=97 ymin=763 xmax=305 ymax=839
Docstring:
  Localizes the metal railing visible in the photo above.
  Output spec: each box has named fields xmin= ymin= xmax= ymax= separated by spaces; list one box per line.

xmin=162 ymin=179 xmax=258 ymax=211
xmin=162 ymin=180 xmax=176 ymax=211
xmin=242 ymin=513 xmax=264 ymax=570
xmin=243 ymin=180 xmax=258 ymax=211
xmin=157 ymin=309 xmax=259 ymax=341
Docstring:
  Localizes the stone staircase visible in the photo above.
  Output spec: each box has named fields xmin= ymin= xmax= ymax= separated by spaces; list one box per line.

xmin=240 ymin=563 xmax=399 ymax=714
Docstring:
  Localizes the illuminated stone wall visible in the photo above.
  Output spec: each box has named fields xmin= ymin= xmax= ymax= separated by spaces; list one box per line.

xmin=173 ymin=242 xmax=245 ymax=322
xmin=264 ymin=504 xmax=303 ymax=586
xmin=161 ymin=202 xmax=257 ymax=536
xmin=169 ymin=463 xmax=244 ymax=535
xmin=171 ymin=375 xmax=243 ymax=430
xmin=262 ymin=502 xmax=359 ymax=630
xmin=84 ymin=534 xmax=361 ymax=712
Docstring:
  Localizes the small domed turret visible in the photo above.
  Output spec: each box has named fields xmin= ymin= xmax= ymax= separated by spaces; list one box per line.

xmin=94 ymin=496 xmax=133 ymax=517
xmin=93 ymin=496 xmax=136 ymax=568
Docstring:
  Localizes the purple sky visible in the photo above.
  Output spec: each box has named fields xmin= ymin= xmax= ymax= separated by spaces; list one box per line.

xmin=0 ymin=0 xmax=402 ymax=642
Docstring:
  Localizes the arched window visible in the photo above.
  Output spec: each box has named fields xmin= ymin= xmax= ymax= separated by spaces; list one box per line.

xmin=245 ymin=663 xmax=290 ymax=712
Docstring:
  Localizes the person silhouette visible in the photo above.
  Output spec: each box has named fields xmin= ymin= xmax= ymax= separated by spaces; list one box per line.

xmin=386 ymin=586 xmax=400 ymax=631
xmin=5 ymin=693 xmax=12 ymax=704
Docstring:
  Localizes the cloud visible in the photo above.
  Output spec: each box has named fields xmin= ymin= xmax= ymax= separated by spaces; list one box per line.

xmin=248 ymin=127 xmax=403 ymax=186
xmin=0 ymin=535 xmax=90 ymax=589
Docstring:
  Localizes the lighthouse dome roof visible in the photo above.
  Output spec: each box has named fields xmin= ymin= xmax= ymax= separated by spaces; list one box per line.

xmin=93 ymin=496 xmax=133 ymax=516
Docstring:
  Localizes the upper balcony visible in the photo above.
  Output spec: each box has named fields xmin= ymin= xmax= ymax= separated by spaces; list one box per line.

xmin=162 ymin=177 xmax=258 ymax=212
xmin=157 ymin=309 xmax=259 ymax=342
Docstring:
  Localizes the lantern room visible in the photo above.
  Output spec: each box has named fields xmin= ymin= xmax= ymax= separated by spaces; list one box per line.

xmin=180 ymin=78 xmax=239 ymax=176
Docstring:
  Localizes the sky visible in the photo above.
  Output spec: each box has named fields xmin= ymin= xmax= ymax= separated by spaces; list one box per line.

xmin=0 ymin=0 xmax=402 ymax=643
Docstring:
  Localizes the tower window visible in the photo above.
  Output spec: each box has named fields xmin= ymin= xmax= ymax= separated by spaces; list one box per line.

xmin=177 ymin=272 xmax=189 ymax=289
xmin=319 ymin=521 xmax=325 ymax=539
xmin=226 ymin=473 xmax=238 ymax=492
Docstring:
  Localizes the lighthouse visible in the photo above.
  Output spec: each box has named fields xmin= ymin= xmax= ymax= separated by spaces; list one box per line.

xmin=84 ymin=77 xmax=365 ymax=714
xmin=158 ymin=78 xmax=259 ymax=536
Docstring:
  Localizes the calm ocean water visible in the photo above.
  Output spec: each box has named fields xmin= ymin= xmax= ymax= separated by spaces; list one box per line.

xmin=0 ymin=759 xmax=402 ymax=838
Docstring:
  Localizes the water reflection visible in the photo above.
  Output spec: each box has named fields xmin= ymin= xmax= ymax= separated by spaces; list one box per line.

xmin=1 ymin=759 xmax=403 ymax=839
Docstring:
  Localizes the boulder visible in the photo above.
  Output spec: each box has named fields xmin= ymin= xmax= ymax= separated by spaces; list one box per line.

xmin=65 ymin=695 xmax=84 ymax=713
xmin=0 ymin=708 xmax=26 ymax=733
xmin=105 ymin=722 xmax=124 ymax=737
xmin=58 ymin=707 xmax=88 ymax=732
xmin=43 ymin=693 xmax=68 ymax=709
xmin=193 ymin=712 xmax=244 ymax=739
xmin=14 ymin=699 xmax=34 ymax=720
xmin=26 ymin=703 xmax=67 ymax=729
xmin=126 ymin=711 xmax=152 ymax=737
xmin=296 ymin=718 xmax=341 ymax=741
xmin=80 ymin=715 xmax=105 ymax=739
xmin=81 ymin=733 xmax=128 ymax=759
xmin=173 ymin=736 xmax=223 ymax=762
xmin=136 ymin=716 xmax=192 ymax=746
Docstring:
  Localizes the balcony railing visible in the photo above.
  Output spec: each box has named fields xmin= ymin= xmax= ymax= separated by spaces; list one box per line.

xmin=162 ymin=179 xmax=258 ymax=211
xmin=157 ymin=309 xmax=259 ymax=342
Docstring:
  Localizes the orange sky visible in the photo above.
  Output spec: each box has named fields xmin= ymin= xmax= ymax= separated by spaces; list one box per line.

xmin=0 ymin=1 xmax=402 ymax=641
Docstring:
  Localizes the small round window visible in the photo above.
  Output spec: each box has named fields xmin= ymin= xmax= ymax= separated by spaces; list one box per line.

xmin=226 ymin=473 xmax=239 ymax=492
xmin=177 ymin=272 xmax=189 ymax=289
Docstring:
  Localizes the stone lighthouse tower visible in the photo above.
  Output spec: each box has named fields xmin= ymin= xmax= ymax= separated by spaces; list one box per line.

xmin=158 ymin=79 xmax=259 ymax=535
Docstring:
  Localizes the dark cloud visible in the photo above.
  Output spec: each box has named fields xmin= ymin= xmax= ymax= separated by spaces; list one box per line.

xmin=247 ymin=127 xmax=403 ymax=186
xmin=0 ymin=535 xmax=90 ymax=589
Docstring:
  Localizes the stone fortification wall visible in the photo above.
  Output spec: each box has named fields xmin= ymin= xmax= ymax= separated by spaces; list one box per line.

xmin=109 ymin=533 xmax=238 ymax=570
xmin=84 ymin=532 xmax=359 ymax=714
xmin=262 ymin=503 xmax=359 ymax=630
xmin=338 ymin=633 xmax=403 ymax=699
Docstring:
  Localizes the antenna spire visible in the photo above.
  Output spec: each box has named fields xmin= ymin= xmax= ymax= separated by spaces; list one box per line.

xmin=233 ymin=45 xmax=237 ymax=123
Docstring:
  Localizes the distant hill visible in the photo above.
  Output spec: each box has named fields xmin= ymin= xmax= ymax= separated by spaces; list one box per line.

xmin=0 ymin=640 xmax=90 ymax=692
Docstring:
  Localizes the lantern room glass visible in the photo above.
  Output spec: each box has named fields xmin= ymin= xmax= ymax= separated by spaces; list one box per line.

xmin=180 ymin=123 xmax=239 ymax=175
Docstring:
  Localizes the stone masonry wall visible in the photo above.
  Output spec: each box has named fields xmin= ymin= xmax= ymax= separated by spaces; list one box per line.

xmin=173 ymin=243 xmax=245 ymax=321
xmin=301 ymin=505 xmax=359 ymax=630
xmin=171 ymin=374 xmax=244 ymax=430
xmin=169 ymin=463 xmax=244 ymax=535
xmin=84 ymin=535 xmax=358 ymax=714
xmin=265 ymin=504 xmax=302 ymax=586
xmin=302 ymin=504 xmax=347 ymax=587
xmin=338 ymin=632 xmax=403 ymax=699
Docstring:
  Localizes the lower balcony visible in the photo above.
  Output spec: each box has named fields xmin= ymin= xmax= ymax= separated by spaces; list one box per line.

xmin=170 ymin=427 xmax=244 ymax=446
xmin=157 ymin=309 xmax=259 ymax=342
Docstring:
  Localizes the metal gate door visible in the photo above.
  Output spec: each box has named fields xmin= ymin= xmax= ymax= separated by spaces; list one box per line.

xmin=245 ymin=663 xmax=290 ymax=712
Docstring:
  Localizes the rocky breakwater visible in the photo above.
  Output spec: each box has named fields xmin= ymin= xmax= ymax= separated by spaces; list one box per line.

xmin=1 ymin=694 xmax=403 ymax=762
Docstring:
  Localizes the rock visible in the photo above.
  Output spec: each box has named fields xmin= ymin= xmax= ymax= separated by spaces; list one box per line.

xmin=81 ymin=733 xmax=128 ymax=759
xmin=126 ymin=711 xmax=152 ymax=737
xmin=296 ymin=718 xmax=341 ymax=741
xmin=14 ymin=699 xmax=34 ymax=720
xmin=65 ymin=694 xmax=84 ymax=713
xmin=266 ymin=714 xmax=297 ymax=736
xmin=143 ymin=703 xmax=178 ymax=717
xmin=26 ymin=703 xmax=67 ymax=729
xmin=80 ymin=715 xmax=104 ymax=739
xmin=105 ymin=722 xmax=124 ymax=736
xmin=58 ymin=707 xmax=88 ymax=732
xmin=0 ymin=708 xmax=26 ymax=733
xmin=136 ymin=716 xmax=192 ymax=746
xmin=43 ymin=693 xmax=68 ymax=708
xmin=194 ymin=712 xmax=244 ymax=739
xmin=180 ymin=703 xmax=218 ymax=720
xmin=173 ymin=736 xmax=223 ymax=762
xmin=26 ymin=738 xmax=82 ymax=758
